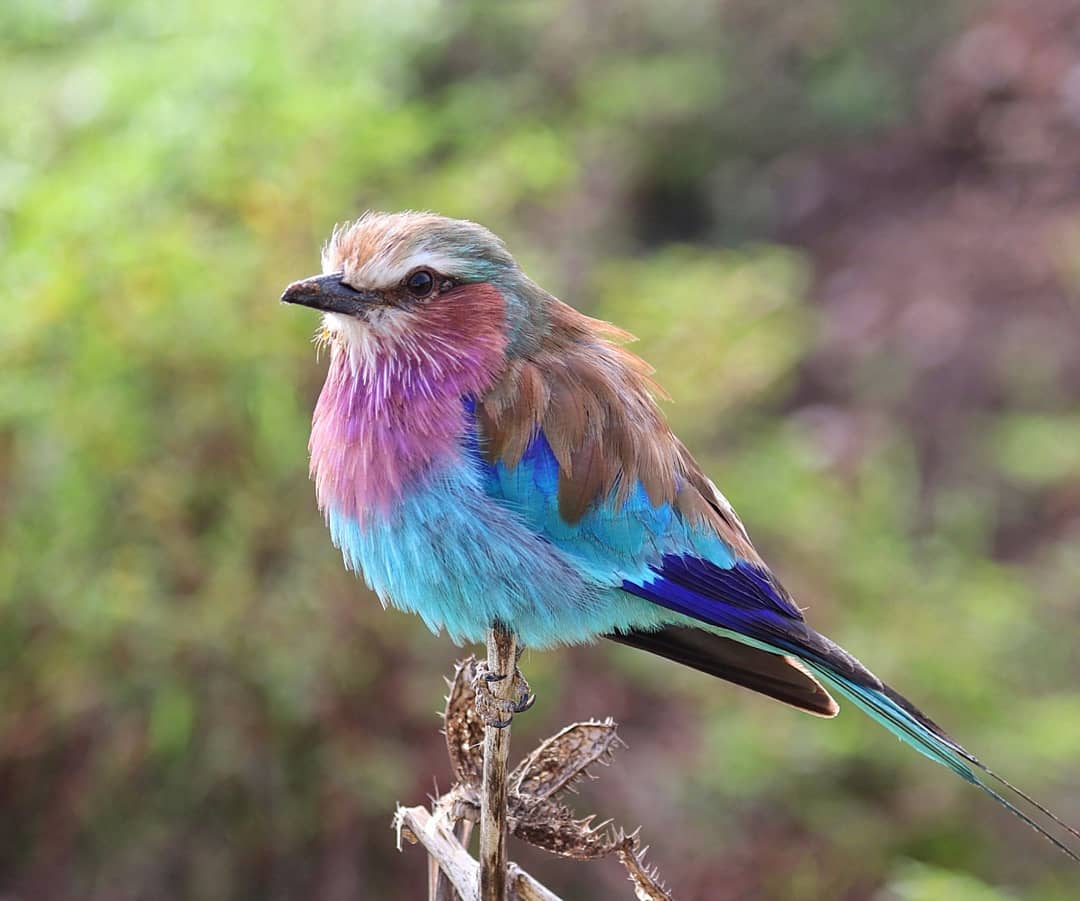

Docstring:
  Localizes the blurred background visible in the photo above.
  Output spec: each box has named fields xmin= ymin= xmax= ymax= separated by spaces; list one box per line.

xmin=2 ymin=0 xmax=1080 ymax=898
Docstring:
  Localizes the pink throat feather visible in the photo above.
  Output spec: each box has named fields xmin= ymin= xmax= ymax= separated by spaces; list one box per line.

xmin=308 ymin=284 xmax=508 ymax=522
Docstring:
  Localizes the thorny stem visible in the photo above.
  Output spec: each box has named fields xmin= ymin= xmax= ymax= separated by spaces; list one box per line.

xmin=479 ymin=622 xmax=518 ymax=901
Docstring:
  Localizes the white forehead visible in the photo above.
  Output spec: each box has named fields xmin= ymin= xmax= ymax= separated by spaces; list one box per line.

xmin=320 ymin=212 xmax=469 ymax=289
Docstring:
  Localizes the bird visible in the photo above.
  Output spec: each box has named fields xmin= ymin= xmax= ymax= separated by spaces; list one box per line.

xmin=282 ymin=210 xmax=1079 ymax=860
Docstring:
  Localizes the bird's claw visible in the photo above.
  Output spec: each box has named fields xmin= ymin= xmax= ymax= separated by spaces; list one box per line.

xmin=472 ymin=660 xmax=535 ymax=728
xmin=512 ymin=691 xmax=536 ymax=713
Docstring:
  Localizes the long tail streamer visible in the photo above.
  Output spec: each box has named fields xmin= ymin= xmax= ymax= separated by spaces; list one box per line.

xmin=809 ymin=665 xmax=1080 ymax=863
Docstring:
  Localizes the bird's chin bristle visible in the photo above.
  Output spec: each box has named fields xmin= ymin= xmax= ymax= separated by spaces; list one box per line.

xmin=312 ymin=324 xmax=334 ymax=357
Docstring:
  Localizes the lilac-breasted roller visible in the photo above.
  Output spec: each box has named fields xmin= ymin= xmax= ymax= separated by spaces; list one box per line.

xmin=282 ymin=211 xmax=1078 ymax=859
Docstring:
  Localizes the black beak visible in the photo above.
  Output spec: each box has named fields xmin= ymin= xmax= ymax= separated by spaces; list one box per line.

xmin=280 ymin=272 xmax=379 ymax=315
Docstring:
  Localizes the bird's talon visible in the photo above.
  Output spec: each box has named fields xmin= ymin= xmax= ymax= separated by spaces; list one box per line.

xmin=472 ymin=659 xmax=534 ymax=727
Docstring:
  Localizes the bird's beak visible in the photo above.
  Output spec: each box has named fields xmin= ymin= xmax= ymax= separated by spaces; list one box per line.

xmin=280 ymin=272 xmax=380 ymax=315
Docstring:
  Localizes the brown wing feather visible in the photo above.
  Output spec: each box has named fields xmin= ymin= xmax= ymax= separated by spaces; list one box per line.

xmin=478 ymin=298 xmax=764 ymax=566
xmin=559 ymin=439 xmax=609 ymax=522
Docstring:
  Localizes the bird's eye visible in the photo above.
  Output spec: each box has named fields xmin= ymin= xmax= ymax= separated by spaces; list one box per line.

xmin=405 ymin=269 xmax=435 ymax=298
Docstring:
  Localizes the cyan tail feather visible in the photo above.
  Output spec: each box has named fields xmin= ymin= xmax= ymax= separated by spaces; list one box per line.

xmin=622 ymin=566 xmax=1080 ymax=860
xmin=807 ymin=664 xmax=1080 ymax=863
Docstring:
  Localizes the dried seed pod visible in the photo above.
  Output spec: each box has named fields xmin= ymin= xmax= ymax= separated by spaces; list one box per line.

xmin=617 ymin=836 xmax=672 ymax=901
xmin=510 ymin=719 xmax=625 ymax=801
xmin=511 ymin=801 xmax=621 ymax=860
xmin=444 ymin=656 xmax=485 ymax=787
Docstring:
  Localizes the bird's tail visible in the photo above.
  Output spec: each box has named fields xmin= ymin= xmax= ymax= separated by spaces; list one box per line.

xmin=804 ymin=660 xmax=1080 ymax=862
xmin=620 ymin=563 xmax=1079 ymax=859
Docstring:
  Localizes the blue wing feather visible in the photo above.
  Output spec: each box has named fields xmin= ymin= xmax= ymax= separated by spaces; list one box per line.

xmin=473 ymin=419 xmax=802 ymax=631
xmin=474 ymin=424 xmax=737 ymax=583
xmin=470 ymin=414 xmax=847 ymax=670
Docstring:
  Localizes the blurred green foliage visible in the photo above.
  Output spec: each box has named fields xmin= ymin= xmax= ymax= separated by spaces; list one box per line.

xmin=1 ymin=0 xmax=1078 ymax=899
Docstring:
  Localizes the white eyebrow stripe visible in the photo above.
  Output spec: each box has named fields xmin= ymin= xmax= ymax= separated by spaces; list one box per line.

xmin=342 ymin=247 xmax=464 ymax=290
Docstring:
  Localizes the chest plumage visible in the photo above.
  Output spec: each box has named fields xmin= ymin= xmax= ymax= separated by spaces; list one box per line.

xmin=308 ymin=284 xmax=507 ymax=521
xmin=306 ymin=283 xmax=663 ymax=646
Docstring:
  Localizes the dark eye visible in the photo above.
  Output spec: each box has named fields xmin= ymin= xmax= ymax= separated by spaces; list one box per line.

xmin=405 ymin=269 xmax=435 ymax=298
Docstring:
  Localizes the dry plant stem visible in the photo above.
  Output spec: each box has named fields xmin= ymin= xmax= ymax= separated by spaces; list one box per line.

xmin=506 ymin=864 xmax=563 ymax=901
xmin=432 ymin=821 xmax=471 ymax=901
xmin=429 ymin=855 xmax=441 ymax=901
xmin=397 ymin=805 xmax=566 ymax=901
xmin=480 ymin=622 xmax=518 ymax=901
xmin=396 ymin=806 xmax=480 ymax=901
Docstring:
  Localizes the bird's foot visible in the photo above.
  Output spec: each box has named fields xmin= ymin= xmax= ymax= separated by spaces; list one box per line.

xmin=472 ymin=660 xmax=535 ymax=729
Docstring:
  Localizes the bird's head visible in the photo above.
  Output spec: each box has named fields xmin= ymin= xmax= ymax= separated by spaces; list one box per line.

xmin=281 ymin=211 xmax=548 ymax=372
xmin=285 ymin=211 xmax=661 ymax=523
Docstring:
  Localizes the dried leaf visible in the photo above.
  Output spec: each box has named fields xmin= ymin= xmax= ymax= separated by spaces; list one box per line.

xmin=509 ymin=719 xmax=625 ymax=801
xmin=617 ymin=837 xmax=672 ymax=901
xmin=511 ymin=801 xmax=621 ymax=860
xmin=444 ymin=657 xmax=485 ymax=787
